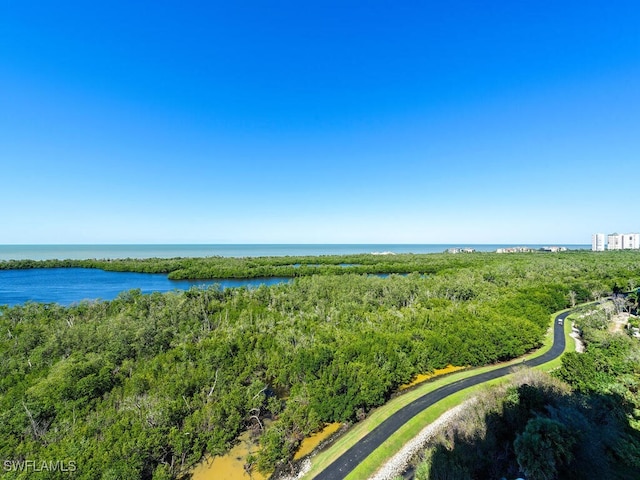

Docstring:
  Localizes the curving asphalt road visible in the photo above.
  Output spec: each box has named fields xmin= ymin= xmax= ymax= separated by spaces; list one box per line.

xmin=314 ymin=310 xmax=570 ymax=479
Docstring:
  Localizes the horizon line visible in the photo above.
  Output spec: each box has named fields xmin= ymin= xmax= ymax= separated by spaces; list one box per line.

xmin=0 ymin=242 xmax=592 ymax=246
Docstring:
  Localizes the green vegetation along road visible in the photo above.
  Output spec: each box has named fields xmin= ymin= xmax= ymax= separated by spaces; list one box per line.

xmin=314 ymin=309 xmax=569 ymax=479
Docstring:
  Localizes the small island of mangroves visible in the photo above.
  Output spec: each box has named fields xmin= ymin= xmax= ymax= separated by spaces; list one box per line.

xmin=1 ymin=250 xmax=639 ymax=478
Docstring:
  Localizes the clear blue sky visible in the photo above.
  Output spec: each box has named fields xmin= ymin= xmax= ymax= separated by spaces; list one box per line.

xmin=1 ymin=1 xmax=639 ymax=244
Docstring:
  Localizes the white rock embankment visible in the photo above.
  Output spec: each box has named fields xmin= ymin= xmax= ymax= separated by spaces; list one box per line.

xmin=276 ymin=458 xmax=311 ymax=480
xmin=570 ymin=322 xmax=585 ymax=353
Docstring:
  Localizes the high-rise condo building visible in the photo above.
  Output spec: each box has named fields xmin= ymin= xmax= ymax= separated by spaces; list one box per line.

xmin=623 ymin=233 xmax=640 ymax=250
xmin=592 ymin=233 xmax=606 ymax=251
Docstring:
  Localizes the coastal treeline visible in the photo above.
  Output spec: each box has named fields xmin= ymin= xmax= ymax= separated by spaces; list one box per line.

xmin=0 ymin=253 xmax=457 ymax=278
xmin=3 ymin=249 xmax=639 ymax=281
xmin=414 ymin=300 xmax=640 ymax=480
xmin=0 ymin=252 xmax=639 ymax=479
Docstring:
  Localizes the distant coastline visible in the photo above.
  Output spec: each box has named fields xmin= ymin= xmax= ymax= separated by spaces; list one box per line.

xmin=0 ymin=244 xmax=590 ymax=261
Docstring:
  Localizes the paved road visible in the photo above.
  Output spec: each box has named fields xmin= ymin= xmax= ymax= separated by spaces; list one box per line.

xmin=314 ymin=310 xmax=570 ymax=479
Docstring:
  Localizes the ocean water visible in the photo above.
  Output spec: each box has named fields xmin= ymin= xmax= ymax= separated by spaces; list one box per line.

xmin=0 ymin=244 xmax=590 ymax=261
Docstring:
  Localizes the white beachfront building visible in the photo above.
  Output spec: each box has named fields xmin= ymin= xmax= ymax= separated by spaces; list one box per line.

xmin=607 ymin=233 xmax=622 ymax=250
xmin=622 ymin=233 xmax=640 ymax=249
xmin=592 ymin=233 xmax=605 ymax=251
xmin=604 ymin=232 xmax=640 ymax=250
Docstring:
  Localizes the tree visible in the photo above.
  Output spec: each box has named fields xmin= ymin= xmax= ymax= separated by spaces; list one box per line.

xmin=568 ymin=290 xmax=577 ymax=308
xmin=514 ymin=416 xmax=576 ymax=480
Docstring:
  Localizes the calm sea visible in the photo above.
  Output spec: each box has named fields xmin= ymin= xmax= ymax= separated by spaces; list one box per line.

xmin=0 ymin=244 xmax=589 ymax=307
xmin=0 ymin=244 xmax=589 ymax=261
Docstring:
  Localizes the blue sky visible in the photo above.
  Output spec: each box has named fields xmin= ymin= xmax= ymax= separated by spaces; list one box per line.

xmin=1 ymin=1 xmax=639 ymax=244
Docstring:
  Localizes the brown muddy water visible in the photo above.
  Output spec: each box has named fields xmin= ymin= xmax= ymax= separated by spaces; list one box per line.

xmin=398 ymin=365 xmax=465 ymax=390
xmin=190 ymin=429 xmax=266 ymax=480
xmin=190 ymin=422 xmax=341 ymax=479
